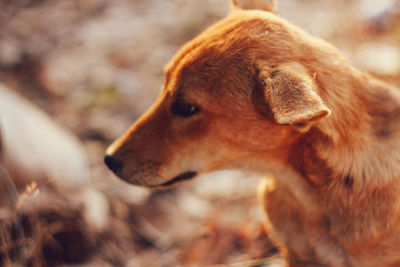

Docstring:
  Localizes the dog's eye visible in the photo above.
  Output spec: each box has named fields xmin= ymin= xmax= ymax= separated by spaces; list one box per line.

xmin=171 ymin=99 xmax=200 ymax=118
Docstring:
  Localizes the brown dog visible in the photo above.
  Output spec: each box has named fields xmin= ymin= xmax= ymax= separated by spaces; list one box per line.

xmin=105 ymin=0 xmax=400 ymax=266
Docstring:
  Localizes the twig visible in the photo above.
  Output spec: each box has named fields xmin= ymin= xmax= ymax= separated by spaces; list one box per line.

xmin=0 ymin=223 xmax=11 ymax=267
xmin=0 ymin=164 xmax=51 ymax=265
xmin=0 ymin=164 xmax=25 ymax=265
xmin=0 ymin=165 xmax=18 ymax=205
xmin=13 ymin=181 xmax=40 ymax=215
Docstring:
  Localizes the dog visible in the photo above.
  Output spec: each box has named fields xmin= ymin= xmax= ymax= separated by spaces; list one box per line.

xmin=105 ymin=0 xmax=400 ymax=266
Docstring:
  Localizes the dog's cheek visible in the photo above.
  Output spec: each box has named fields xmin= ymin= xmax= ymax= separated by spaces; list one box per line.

xmin=147 ymin=114 xmax=216 ymax=175
xmin=178 ymin=115 xmax=213 ymax=142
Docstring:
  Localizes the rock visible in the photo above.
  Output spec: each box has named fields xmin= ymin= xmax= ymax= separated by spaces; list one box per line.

xmin=79 ymin=187 xmax=110 ymax=231
xmin=355 ymin=43 xmax=400 ymax=75
xmin=0 ymin=83 xmax=90 ymax=189
xmin=0 ymin=38 xmax=23 ymax=67
xmin=193 ymin=170 xmax=259 ymax=199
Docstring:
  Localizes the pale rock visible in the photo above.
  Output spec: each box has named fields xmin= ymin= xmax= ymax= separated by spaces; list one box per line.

xmin=0 ymin=39 xmax=22 ymax=66
xmin=357 ymin=0 xmax=395 ymax=17
xmin=113 ymin=184 xmax=150 ymax=205
xmin=79 ymin=187 xmax=110 ymax=230
xmin=0 ymin=83 xmax=90 ymax=188
xmin=193 ymin=170 xmax=259 ymax=200
xmin=177 ymin=190 xmax=212 ymax=219
xmin=355 ymin=43 xmax=400 ymax=75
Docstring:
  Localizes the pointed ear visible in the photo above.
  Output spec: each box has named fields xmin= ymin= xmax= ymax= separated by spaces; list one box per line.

xmin=258 ymin=62 xmax=331 ymax=128
xmin=231 ymin=0 xmax=276 ymax=13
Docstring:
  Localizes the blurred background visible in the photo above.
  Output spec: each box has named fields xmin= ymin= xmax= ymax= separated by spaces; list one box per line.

xmin=0 ymin=0 xmax=399 ymax=266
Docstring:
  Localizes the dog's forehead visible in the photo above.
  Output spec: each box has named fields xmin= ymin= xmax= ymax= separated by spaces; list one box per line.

xmin=163 ymin=10 xmax=279 ymax=94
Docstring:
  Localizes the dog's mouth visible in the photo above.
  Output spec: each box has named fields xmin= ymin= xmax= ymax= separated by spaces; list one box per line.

xmin=154 ymin=171 xmax=198 ymax=187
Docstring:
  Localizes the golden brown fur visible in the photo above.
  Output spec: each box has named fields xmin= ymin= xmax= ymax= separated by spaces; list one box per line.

xmin=105 ymin=1 xmax=400 ymax=266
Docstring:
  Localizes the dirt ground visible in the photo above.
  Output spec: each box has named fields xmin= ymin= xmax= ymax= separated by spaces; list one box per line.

xmin=0 ymin=0 xmax=399 ymax=266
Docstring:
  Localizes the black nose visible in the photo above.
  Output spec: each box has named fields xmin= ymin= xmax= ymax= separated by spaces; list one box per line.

xmin=104 ymin=155 xmax=123 ymax=173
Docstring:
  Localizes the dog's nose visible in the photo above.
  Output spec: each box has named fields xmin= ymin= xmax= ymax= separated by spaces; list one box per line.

xmin=104 ymin=155 xmax=123 ymax=173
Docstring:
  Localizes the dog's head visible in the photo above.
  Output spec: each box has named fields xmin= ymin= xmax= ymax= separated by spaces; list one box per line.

xmin=105 ymin=0 xmax=331 ymax=188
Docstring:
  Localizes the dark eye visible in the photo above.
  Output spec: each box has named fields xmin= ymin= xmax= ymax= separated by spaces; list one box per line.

xmin=171 ymin=99 xmax=200 ymax=118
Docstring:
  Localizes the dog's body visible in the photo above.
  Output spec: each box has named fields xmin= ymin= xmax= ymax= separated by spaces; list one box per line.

xmin=105 ymin=1 xmax=400 ymax=266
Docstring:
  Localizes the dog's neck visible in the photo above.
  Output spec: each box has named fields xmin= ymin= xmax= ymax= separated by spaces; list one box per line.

xmin=283 ymin=75 xmax=400 ymax=226
xmin=308 ymin=63 xmax=400 ymax=190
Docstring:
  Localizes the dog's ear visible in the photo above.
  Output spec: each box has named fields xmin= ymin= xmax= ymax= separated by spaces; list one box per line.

xmin=257 ymin=62 xmax=331 ymax=129
xmin=231 ymin=0 xmax=276 ymax=13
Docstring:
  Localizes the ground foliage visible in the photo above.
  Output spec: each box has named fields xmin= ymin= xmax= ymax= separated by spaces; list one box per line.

xmin=0 ymin=0 xmax=399 ymax=266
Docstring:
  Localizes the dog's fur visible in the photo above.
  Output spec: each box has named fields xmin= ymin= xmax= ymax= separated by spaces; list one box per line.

xmin=105 ymin=1 xmax=400 ymax=266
